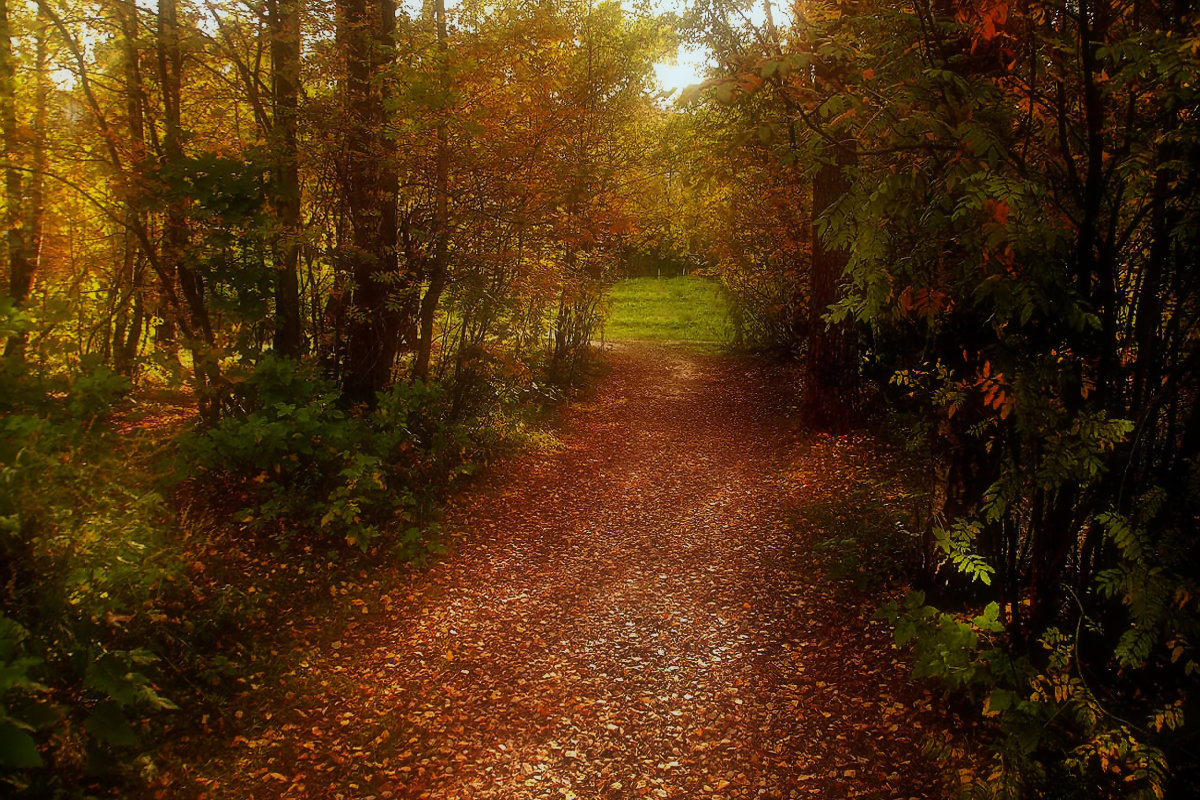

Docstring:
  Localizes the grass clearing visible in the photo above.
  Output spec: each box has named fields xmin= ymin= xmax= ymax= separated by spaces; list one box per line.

xmin=603 ymin=276 xmax=732 ymax=344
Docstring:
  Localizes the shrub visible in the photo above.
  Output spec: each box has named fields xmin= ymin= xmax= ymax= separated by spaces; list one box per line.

xmin=0 ymin=366 xmax=180 ymax=793
xmin=182 ymin=355 xmax=474 ymax=551
xmin=881 ymin=592 xmax=1176 ymax=799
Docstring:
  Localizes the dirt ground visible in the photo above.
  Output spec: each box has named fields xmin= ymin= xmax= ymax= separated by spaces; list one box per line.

xmin=155 ymin=343 xmax=959 ymax=799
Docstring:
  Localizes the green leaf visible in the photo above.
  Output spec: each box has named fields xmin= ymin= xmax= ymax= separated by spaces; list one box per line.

xmin=139 ymin=686 xmax=179 ymax=712
xmin=974 ymin=602 xmax=1004 ymax=632
xmin=128 ymin=649 xmax=158 ymax=667
xmin=984 ymin=688 xmax=1015 ymax=714
xmin=0 ymin=718 xmax=43 ymax=768
xmin=84 ymin=654 xmax=137 ymax=705
xmin=84 ymin=700 xmax=137 ymax=747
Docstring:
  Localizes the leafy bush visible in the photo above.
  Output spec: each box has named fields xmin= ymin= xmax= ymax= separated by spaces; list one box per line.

xmin=0 ymin=366 xmax=183 ymax=794
xmin=181 ymin=355 xmax=475 ymax=551
xmin=882 ymin=590 xmax=1179 ymax=799
xmin=0 ymin=616 xmax=50 ymax=771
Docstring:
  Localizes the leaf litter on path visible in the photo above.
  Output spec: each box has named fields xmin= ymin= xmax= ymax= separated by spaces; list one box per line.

xmin=155 ymin=343 xmax=962 ymax=799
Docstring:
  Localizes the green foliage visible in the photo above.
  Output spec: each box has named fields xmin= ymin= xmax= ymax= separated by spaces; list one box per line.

xmin=182 ymin=355 xmax=473 ymax=551
xmin=0 ymin=617 xmax=48 ymax=770
xmin=0 ymin=367 xmax=182 ymax=792
xmin=154 ymin=150 xmax=275 ymax=346
xmin=82 ymin=649 xmax=178 ymax=747
xmin=934 ymin=521 xmax=995 ymax=587
xmin=882 ymin=592 xmax=1008 ymax=692
xmin=1094 ymin=492 xmax=1199 ymax=679
xmin=882 ymin=595 xmax=1174 ymax=799
xmin=0 ymin=297 xmax=32 ymax=348
xmin=66 ymin=364 xmax=132 ymax=419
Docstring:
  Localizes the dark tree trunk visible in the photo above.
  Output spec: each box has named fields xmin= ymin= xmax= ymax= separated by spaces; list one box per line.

xmin=269 ymin=0 xmax=303 ymax=357
xmin=801 ymin=138 xmax=859 ymax=431
xmin=413 ymin=0 xmax=450 ymax=382
xmin=159 ymin=0 xmax=220 ymax=420
xmin=338 ymin=0 xmax=402 ymax=404
xmin=114 ymin=0 xmax=147 ymax=376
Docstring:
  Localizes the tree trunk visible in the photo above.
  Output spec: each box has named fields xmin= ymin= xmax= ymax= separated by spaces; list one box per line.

xmin=1 ymin=0 xmax=37 ymax=362
xmin=269 ymin=0 xmax=303 ymax=357
xmin=159 ymin=0 xmax=220 ymax=420
xmin=114 ymin=0 xmax=147 ymax=375
xmin=801 ymin=138 xmax=858 ymax=431
xmin=338 ymin=0 xmax=402 ymax=404
xmin=413 ymin=0 xmax=450 ymax=382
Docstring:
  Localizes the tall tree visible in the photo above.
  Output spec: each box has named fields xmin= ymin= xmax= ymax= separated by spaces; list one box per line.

xmin=111 ymin=0 xmax=149 ymax=375
xmin=0 ymin=0 xmax=38 ymax=362
xmin=337 ymin=0 xmax=404 ymax=404
xmin=269 ymin=0 xmax=303 ymax=356
xmin=158 ymin=0 xmax=221 ymax=419
xmin=412 ymin=0 xmax=450 ymax=381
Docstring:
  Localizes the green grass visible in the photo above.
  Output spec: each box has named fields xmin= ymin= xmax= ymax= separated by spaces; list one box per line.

xmin=604 ymin=276 xmax=732 ymax=343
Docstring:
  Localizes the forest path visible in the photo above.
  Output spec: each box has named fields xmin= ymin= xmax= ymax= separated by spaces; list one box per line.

xmin=178 ymin=343 xmax=950 ymax=799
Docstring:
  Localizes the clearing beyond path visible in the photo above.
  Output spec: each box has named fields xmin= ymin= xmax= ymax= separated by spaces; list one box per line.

xmin=176 ymin=343 xmax=957 ymax=799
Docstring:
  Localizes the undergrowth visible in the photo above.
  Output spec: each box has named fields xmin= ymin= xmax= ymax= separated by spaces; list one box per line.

xmin=0 ymin=348 xmax=576 ymax=797
xmin=1 ymin=361 xmax=184 ymax=795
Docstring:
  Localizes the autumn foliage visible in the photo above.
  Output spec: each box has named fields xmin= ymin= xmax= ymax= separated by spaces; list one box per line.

xmin=2 ymin=0 xmax=1199 ymax=796
xmin=0 ymin=0 xmax=667 ymax=792
xmin=679 ymin=0 xmax=1200 ymax=795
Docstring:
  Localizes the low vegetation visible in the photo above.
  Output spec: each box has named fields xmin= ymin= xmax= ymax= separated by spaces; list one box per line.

xmin=0 ymin=351 xmax=567 ymax=796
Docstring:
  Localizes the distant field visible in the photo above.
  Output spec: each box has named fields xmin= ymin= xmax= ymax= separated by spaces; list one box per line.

xmin=604 ymin=276 xmax=732 ymax=343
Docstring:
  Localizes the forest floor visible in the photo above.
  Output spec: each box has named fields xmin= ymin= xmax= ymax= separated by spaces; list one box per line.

xmin=150 ymin=342 xmax=966 ymax=800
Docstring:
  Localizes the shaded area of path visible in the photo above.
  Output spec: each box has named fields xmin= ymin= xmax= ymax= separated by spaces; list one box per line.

xmin=173 ymin=343 xmax=952 ymax=799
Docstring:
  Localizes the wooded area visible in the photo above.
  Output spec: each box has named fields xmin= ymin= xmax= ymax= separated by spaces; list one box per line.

xmin=1 ymin=0 xmax=1197 ymax=796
